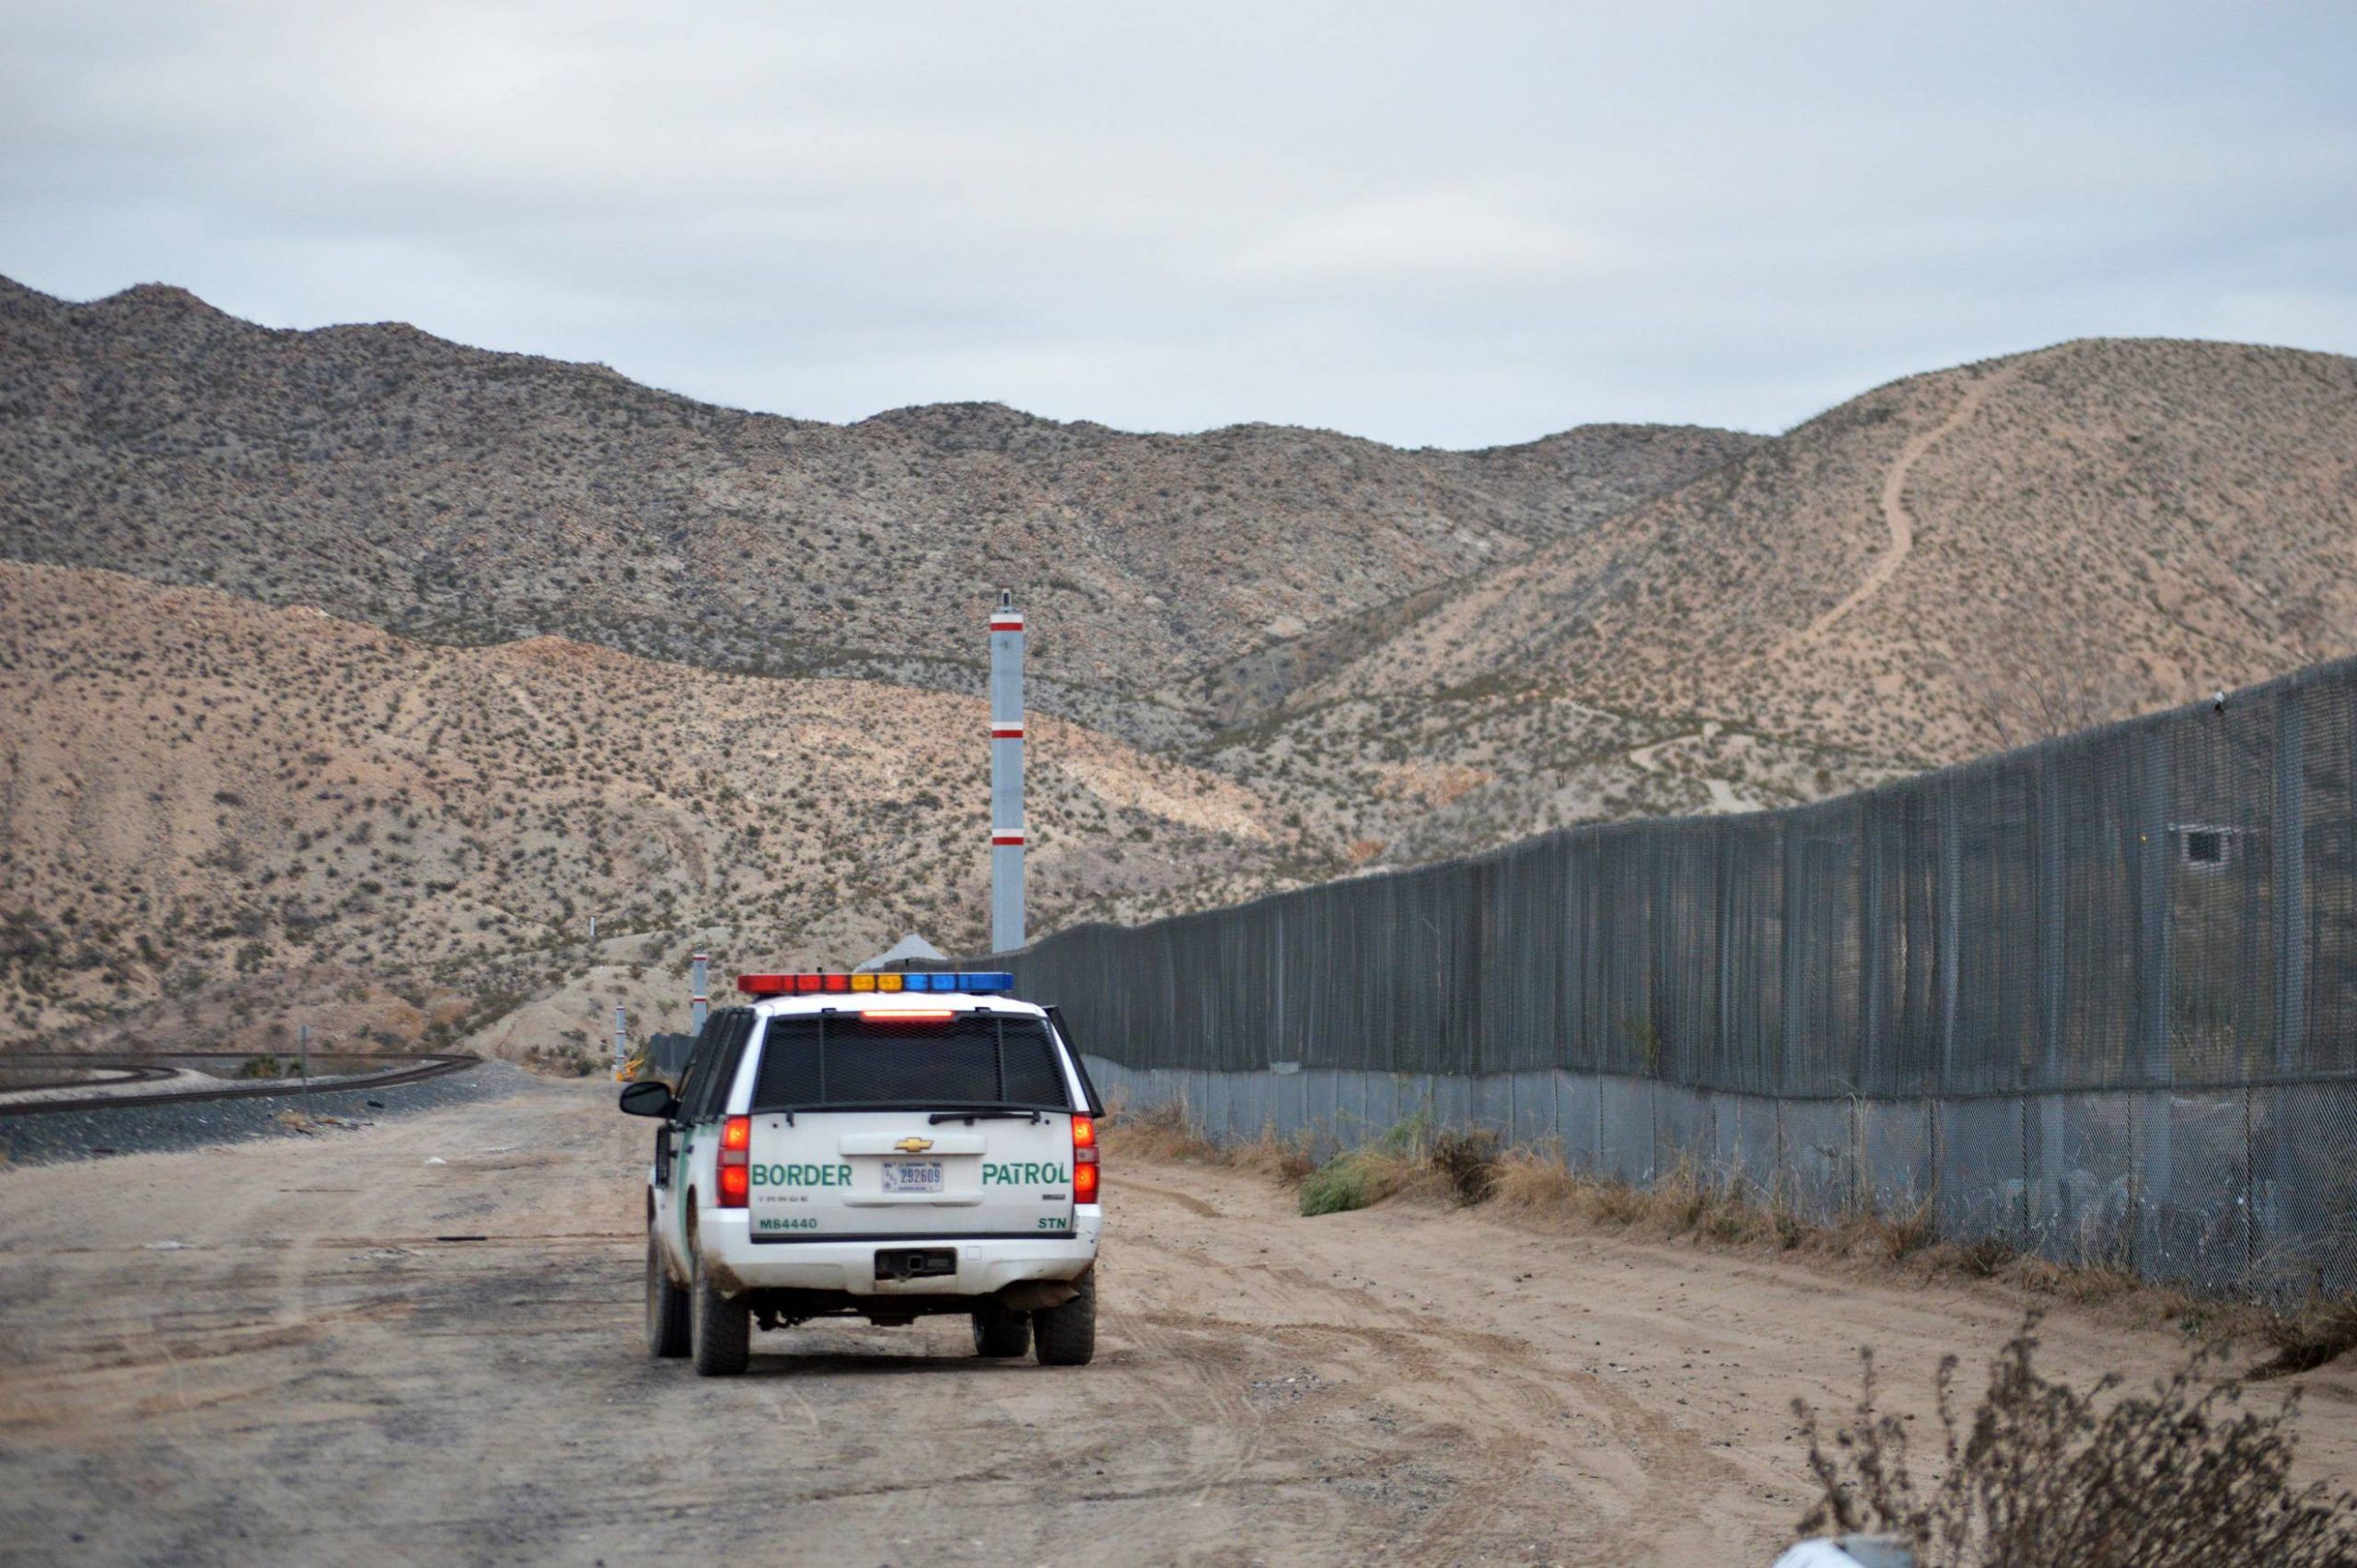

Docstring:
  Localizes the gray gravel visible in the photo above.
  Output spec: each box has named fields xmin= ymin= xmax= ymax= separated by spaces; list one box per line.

xmin=0 ymin=1058 xmax=536 ymax=1166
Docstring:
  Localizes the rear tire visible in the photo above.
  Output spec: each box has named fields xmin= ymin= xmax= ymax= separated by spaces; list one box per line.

xmin=645 ymin=1225 xmax=691 ymax=1359
xmin=971 ymin=1307 xmax=1032 ymax=1359
xmin=1032 ymin=1269 xmax=1096 ymax=1366
xmin=691 ymin=1240 xmax=750 ymax=1376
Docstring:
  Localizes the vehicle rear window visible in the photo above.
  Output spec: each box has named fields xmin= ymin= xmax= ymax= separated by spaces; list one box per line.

xmin=749 ymin=1013 xmax=1072 ymax=1112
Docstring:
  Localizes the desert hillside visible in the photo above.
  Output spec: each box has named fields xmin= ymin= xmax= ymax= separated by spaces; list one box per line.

xmin=1307 ymin=339 xmax=2357 ymax=764
xmin=0 ymin=562 xmax=1288 ymax=1050
xmin=7 ymin=278 xmax=2355 ymax=1058
xmin=0 ymin=275 xmax=1756 ymax=741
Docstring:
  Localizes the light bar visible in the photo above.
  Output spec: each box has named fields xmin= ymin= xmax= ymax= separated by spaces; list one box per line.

xmin=737 ymin=970 xmax=1016 ymax=997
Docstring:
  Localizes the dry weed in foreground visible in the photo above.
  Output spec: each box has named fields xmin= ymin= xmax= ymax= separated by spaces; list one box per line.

xmin=1794 ymin=1316 xmax=2357 ymax=1566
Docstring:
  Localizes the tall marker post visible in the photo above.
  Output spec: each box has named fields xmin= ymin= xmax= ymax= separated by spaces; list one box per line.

xmin=691 ymin=949 xmax=709 ymax=1036
xmin=990 ymin=591 xmax=1026 ymax=954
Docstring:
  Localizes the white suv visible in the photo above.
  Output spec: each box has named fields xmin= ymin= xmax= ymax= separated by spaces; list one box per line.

xmin=621 ymin=971 xmax=1105 ymax=1376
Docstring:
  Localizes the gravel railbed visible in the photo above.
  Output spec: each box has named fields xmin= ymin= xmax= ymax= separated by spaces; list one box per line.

xmin=0 ymin=1058 xmax=539 ymax=1166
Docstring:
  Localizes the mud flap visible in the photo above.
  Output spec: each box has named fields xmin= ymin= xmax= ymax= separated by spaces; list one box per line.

xmin=998 ymin=1276 xmax=1082 ymax=1313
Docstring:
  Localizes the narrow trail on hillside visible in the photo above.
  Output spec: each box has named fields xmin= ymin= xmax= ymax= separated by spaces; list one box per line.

xmin=1626 ymin=721 xmax=1758 ymax=814
xmin=1794 ymin=362 xmax=2019 ymax=649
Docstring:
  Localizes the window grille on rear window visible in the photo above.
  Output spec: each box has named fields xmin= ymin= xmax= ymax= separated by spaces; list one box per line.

xmin=689 ymin=1011 xmax=751 ymax=1122
xmin=750 ymin=1014 xmax=1070 ymax=1112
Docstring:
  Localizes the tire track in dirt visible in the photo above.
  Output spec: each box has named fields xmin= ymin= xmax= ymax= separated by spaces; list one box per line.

xmin=1118 ymin=1185 xmax=1736 ymax=1562
xmin=12 ymin=1084 xmax=2351 ymax=1564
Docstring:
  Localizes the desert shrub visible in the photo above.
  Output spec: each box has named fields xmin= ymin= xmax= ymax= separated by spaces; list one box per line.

xmin=1793 ymin=1316 xmax=2357 ymax=1565
xmin=1952 ymin=1234 xmax=2015 ymax=1279
xmin=1297 ymin=1156 xmax=1386 ymax=1216
xmin=1299 ymin=1113 xmax=1429 ymax=1216
xmin=2258 ymin=1301 xmax=2357 ymax=1380
xmin=1430 ymin=1128 xmax=1499 ymax=1205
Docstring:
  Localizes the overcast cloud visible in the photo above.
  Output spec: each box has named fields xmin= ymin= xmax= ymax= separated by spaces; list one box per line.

xmin=3 ymin=1 xmax=2351 ymax=447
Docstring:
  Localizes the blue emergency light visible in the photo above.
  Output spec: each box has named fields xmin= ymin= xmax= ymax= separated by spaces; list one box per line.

xmin=902 ymin=970 xmax=1016 ymax=993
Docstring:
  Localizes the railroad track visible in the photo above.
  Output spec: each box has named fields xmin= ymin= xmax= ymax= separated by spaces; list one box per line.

xmin=0 ymin=1052 xmax=482 ymax=1117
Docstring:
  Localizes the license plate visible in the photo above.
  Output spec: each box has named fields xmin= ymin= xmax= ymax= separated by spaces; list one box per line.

xmin=881 ymin=1159 xmax=945 ymax=1194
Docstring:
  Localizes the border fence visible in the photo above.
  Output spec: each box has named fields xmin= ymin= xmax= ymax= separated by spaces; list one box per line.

xmin=1004 ymin=656 xmax=2357 ymax=1297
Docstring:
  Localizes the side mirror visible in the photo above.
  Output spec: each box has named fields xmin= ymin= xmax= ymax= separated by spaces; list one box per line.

xmin=618 ymin=1081 xmax=678 ymax=1120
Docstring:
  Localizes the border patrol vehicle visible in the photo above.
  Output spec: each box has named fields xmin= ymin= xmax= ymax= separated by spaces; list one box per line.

xmin=620 ymin=970 xmax=1106 ymax=1376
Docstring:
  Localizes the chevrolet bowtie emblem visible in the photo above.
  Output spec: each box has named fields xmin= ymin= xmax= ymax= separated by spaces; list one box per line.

xmin=893 ymin=1136 xmax=935 ymax=1154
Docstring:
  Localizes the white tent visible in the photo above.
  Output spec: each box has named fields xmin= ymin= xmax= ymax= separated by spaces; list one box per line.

xmin=854 ymin=933 xmax=949 ymax=972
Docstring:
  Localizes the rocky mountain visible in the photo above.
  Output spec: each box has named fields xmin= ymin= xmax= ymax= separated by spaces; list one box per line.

xmin=0 ymin=276 xmax=1757 ymax=745
xmin=1299 ymin=340 xmax=2357 ymax=767
xmin=6 ymin=274 xmax=2353 ymax=1058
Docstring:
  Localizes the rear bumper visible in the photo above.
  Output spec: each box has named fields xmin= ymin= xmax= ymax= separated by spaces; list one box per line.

xmin=701 ymin=1206 xmax=1100 ymax=1297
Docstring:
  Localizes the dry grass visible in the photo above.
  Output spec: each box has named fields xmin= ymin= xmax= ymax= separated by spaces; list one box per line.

xmin=1490 ymin=1148 xmax=1810 ymax=1249
xmin=2257 ymin=1301 xmax=2357 ymax=1381
xmin=1200 ymin=1127 xmax=2357 ymax=1365
xmin=1100 ymin=1098 xmax=1223 ymax=1164
xmin=1102 ymin=1097 xmax=1317 ymax=1184
xmin=1794 ymin=1315 xmax=2357 ymax=1564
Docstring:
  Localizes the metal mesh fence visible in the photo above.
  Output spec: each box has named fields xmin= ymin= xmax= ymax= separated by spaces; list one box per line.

xmin=1004 ymin=656 xmax=2357 ymax=1296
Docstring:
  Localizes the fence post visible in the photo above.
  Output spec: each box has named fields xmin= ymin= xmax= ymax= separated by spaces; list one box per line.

xmin=1852 ymin=1095 xmax=1866 ymax=1216
xmin=1938 ymin=784 xmax=1961 ymax=1087
xmin=2270 ymin=698 xmax=2307 ymax=1279
xmin=1649 ymin=1074 xmax=1660 ymax=1184
xmin=1781 ymin=820 xmax=1807 ymax=1092
xmin=1717 ymin=828 xmax=1738 ymax=1088
xmin=1860 ymin=801 xmax=1887 ymax=1098
xmin=1595 ymin=1064 xmax=1606 ymax=1173
xmin=1775 ymin=1097 xmax=1788 ymax=1213
xmin=2273 ymin=701 xmax=2305 ymax=1063
xmin=2135 ymin=726 xmax=2175 ymax=1271
xmin=2038 ymin=753 xmax=2069 ymax=1235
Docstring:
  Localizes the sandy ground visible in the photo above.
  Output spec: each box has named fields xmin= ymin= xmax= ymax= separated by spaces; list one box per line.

xmin=3 ymin=1080 xmax=2353 ymax=1566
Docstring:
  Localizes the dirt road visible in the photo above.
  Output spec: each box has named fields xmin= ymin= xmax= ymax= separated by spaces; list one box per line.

xmin=4 ymin=1079 xmax=2352 ymax=1565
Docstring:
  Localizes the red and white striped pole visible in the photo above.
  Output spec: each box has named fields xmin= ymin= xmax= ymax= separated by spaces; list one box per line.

xmin=990 ymin=590 xmax=1025 ymax=953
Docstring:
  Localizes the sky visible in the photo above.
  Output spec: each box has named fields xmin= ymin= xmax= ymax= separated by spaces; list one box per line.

xmin=3 ymin=1 xmax=2351 ymax=448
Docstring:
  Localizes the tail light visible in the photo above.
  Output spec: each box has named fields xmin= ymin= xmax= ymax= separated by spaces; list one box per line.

xmin=717 ymin=1114 xmax=750 ymax=1207
xmin=1072 ymin=1113 xmax=1099 ymax=1204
